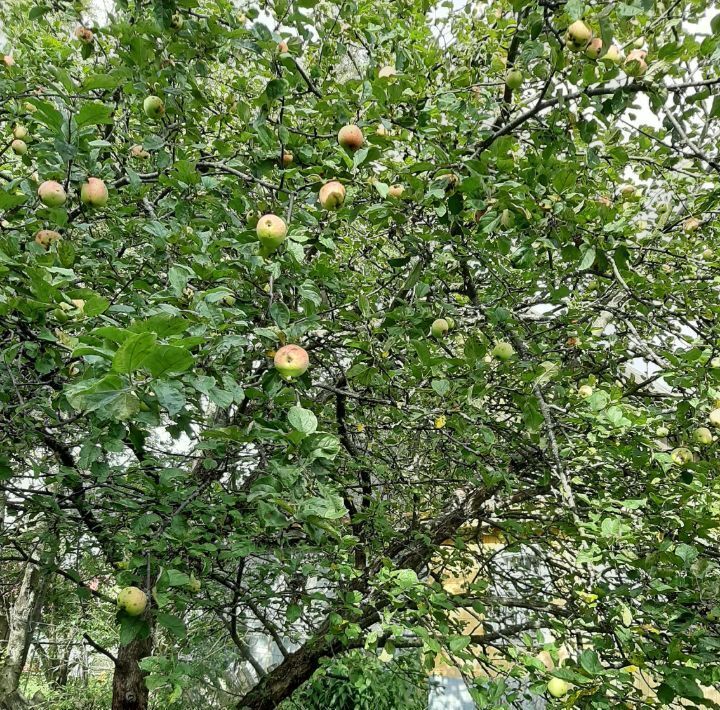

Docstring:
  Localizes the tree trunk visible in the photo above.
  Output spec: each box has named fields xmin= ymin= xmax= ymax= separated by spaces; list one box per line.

xmin=0 ymin=562 xmax=44 ymax=709
xmin=111 ymin=634 xmax=153 ymax=710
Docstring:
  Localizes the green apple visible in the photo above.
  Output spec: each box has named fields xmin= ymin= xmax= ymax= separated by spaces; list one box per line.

xmin=431 ymin=318 xmax=449 ymax=338
xmin=671 ymin=447 xmax=693 ymax=465
xmin=655 ymin=425 xmax=669 ymax=437
xmin=709 ymin=408 xmax=720 ymax=428
xmin=117 ymin=586 xmax=147 ymax=616
xmin=694 ymin=427 xmax=713 ymax=445
xmin=143 ymin=95 xmax=165 ymax=119
xmin=274 ymin=344 xmax=309 ymax=379
xmin=256 ymin=213 xmax=287 ymax=250
xmin=11 ymin=139 xmax=27 ymax=155
xmin=506 ymin=69 xmax=523 ymax=90
xmin=492 ymin=341 xmax=514 ymax=361
xmin=547 ymin=677 xmax=569 ymax=698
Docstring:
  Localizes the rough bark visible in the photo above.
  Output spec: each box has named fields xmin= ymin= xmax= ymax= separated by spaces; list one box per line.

xmin=0 ymin=560 xmax=47 ymax=709
xmin=111 ymin=634 xmax=153 ymax=710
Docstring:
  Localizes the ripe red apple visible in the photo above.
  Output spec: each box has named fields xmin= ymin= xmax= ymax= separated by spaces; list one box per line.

xmin=338 ymin=124 xmax=364 ymax=151
xmin=319 ymin=181 xmax=346 ymax=209
xmin=274 ymin=344 xmax=309 ymax=379
xmin=11 ymin=139 xmax=27 ymax=155
xmin=256 ymin=213 xmax=287 ymax=250
xmin=117 ymin=587 xmax=147 ymax=616
xmin=566 ymin=21 xmax=592 ymax=51
xmin=80 ymin=177 xmax=108 ymax=207
xmin=34 ymin=230 xmax=61 ymax=248
xmin=143 ymin=95 xmax=165 ymax=119
xmin=38 ymin=180 xmax=67 ymax=207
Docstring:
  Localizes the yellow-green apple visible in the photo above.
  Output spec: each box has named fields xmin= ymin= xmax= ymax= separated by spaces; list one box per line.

xmin=694 ymin=427 xmax=713 ymax=445
xmin=170 ymin=13 xmax=183 ymax=29
xmin=656 ymin=425 xmax=669 ymax=437
xmin=671 ymin=447 xmax=693 ymax=465
xmin=683 ymin=217 xmax=700 ymax=232
xmin=709 ymin=408 xmax=720 ymax=428
xmin=624 ymin=49 xmax=648 ymax=77
xmin=187 ymin=574 xmax=201 ymax=593
xmin=431 ymin=318 xmax=449 ymax=338
xmin=74 ymin=26 xmax=94 ymax=43
xmin=80 ymin=177 xmax=108 ymax=207
xmin=38 ymin=180 xmax=67 ymax=207
xmin=256 ymin=213 xmax=287 ymax=250
xmin=143 ymin=95 xmax=165 ymax=119
xmin=388 ymin=184 xmax=405 ymax=198
xmin=378 ymin=65 xmax=397 ymax=78
xmin=13 ymin=125 xmax=28 ymax=140
xmin=578 ymin=384 xmax=593 ymax=398
xmin=547 ymin=678 xmax=569 ymax=698
xmin=634 ymin=37 xmax=645 ymax=48
xmin=601 ymin=45 xmax=622 ymax=65
xmin=618 ymin=184 xmax=637 ymax=199
xmin=282 ymin=151 xmax=293 ymax=167
xmin=434 ymin=415 xmax=446 ymax=429
xmin=566 ymin=21 xmax=592 ymax=50
xmin=585 ymin=38 xmax=603 ymax=59
xmin=338 ymin=124 xmax=364 ymax=151
xmin=376 ymin=124 xmax=388 ymax=136
xmin=34 ymin=230 xmax=61 ymax=248
xmin=117 ymin=586 xmax=147 ymax=616
xmin=11 ymin=139 xmax=27 ymax=155
xmin=319 ymin=181 xmax=346 ymax=209
xmin=703 ymin=248 xmax=713 ymax=261
xmin=505 ymin=69 xmax=523 ymax=90
xmin=274 ymin=344 xmax=309 ymax=379
xmin=492 ymin=341 xmax=515 ymax=360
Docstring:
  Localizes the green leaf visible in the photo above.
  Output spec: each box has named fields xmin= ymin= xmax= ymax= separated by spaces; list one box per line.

xmin=287 ymin=405 xmax=318 ymax=435
xmin=143 ymin=346 xmax=194 ymax=378
xmin=156 ymin=612 xmax=186 ymax=638
xmin=112 ymin=332 xmax=157 ymax=373
xmin=76 ymin=103 xmax=114 ymax=127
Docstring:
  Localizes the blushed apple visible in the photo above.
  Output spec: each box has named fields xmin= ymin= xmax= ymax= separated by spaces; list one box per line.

xmin=338 ymin=124 xmax=364 ymax=151
xmin=80 ymin=177 xmax=108 ymax=207
xmin=34 ymin=230 xmax=61 ymax=248
xmin=11 ymin=139 xmax=27 ymax=155
xmin=38 ymin=180 xmax=67 ymax=207
xmin=319 ymin=181 xmax=346 ymax=209
xmin=274 ymin=344 xmax=309 ymax=379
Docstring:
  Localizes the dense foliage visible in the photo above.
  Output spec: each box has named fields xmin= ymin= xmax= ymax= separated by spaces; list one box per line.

xmin=1 ymin=0 xmax=720 ymax=707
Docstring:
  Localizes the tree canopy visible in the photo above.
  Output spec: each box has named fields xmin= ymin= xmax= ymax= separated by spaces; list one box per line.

xmin=1 ymin=0 xmax=720 ymax=708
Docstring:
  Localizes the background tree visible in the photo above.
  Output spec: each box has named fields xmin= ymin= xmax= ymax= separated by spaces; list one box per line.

xmin=1 ymin=0 xmax=720 ymax=708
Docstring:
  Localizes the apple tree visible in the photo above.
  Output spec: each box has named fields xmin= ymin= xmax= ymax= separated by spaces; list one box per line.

xmin=1 ymin=0 xmax=720 ymax=708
